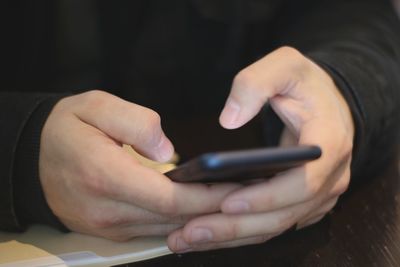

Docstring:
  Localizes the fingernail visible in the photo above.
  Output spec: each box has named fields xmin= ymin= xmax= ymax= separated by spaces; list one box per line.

xmin=156 ymin=136 xmax=173 ymax=162
xmin=224 ymin=200 xmax=250 ymax=213
xmin=220 ymin=100 xmax=241 ymax=128
xmin=190 ymin=228 xmax=213 ymax=244
xmin=175 ymin=237 xmax=191 ymax=253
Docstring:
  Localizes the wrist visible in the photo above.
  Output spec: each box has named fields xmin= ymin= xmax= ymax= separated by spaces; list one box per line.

xmin=13 ymin=95 xmax=69 ymax=231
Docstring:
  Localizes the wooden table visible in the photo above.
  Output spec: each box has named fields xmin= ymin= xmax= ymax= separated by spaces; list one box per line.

xmin=124 ymin=115 xmax=400 ymax=267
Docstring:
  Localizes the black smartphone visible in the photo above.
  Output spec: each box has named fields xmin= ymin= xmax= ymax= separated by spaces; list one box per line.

xmin=164 ymin=145 xmax=322 ymax=183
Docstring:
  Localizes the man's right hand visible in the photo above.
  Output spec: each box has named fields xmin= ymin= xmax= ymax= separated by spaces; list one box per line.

xmin=39 ymin=90 xmax=241 ymax=241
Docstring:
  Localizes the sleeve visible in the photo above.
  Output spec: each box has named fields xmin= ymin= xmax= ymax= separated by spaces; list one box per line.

xmin=269 ymin=0 xmax=400 ymax=182
xmin=0 ymin=92 xmax=67 ymax=231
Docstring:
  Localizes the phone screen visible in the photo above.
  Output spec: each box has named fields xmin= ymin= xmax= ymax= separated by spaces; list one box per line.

xmin=164 ymin=145 xmax=321 ymax=183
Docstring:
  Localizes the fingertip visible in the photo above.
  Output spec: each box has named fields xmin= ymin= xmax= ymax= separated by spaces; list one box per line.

xmin=167 ymin=230 xmax=192 ymax=253
xmin=138 ymin=134 xmax=175 ymax=163
xmin=219 ymin=98 xmax=264 ymax=129
xmin=155 ymin=135 xmax=175 ymax=163
xmin=219 ymin=99 xmax=242 ymax=129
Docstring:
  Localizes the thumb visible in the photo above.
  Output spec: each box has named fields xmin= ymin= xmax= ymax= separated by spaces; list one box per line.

xmin=219 ymin=47 xmax=302 ymax=129
xmin=74 ymin=91 xmax=174 ymax=162
xmin=218 ymin=70 xmax=271 ymax=130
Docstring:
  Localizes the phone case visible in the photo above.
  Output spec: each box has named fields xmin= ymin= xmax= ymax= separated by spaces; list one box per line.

xmin=165 ymin=146 xmax=321 ymax=183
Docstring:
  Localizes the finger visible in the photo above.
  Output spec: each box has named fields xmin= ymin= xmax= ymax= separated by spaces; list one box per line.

xmin=116 ymin=223 xmax=183 ymax=239
xmin=297 ymin=197 xmax=338 ymax=228
xmin=221 ymin=167 xmax=313 ymax=214
xmin=81 ymin=142 xmax=243 ymax=216
xmin=70 ymin=222 xmax=183 ymax=242
xmin=72 ymin=198 xmax=195 ymax=229
xmin=269 ymin=75 xmax=353 ymax=179
xmin=109 ymin=202 xmax=195 ymax=225
xmin=73 ymin=90 xmax=174 ymax=162
xmin=188 ymin=235 xmax=272 ymax=252
xmin=176 ymin=202 xmax=314 ymax=245
xmin=221 ymin=153 xmax=349 ymax=214
xmin=219 ymin=47 xmax=306 ymax=129
xmin=279 ymin=127 xmax=298 ymax=146
xmin=297 ymin=214 xmax=325 ymax=230
xmin=169 ymin=229 xmax=272 ymax=253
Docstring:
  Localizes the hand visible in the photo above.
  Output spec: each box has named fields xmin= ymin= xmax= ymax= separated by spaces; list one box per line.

xmin=167 ymin=46 xmax=354 ymax=252
xmin=39 ymin=90 xmax=241 ymax=241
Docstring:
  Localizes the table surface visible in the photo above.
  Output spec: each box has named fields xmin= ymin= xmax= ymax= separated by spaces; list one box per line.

xmin=123 ymin=115 xmax=400 ymax=267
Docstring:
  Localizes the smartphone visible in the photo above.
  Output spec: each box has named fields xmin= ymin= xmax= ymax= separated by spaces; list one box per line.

xmin=164 ymin=145 xmax=322 ymax=183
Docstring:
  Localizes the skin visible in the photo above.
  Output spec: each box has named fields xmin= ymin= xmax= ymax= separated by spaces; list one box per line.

xmin=167 ymin=46 xmax=354 ymax=252
xmin=39 ymin=90 xmax=242 ymax=241
xmin=39 ymin=46 xmax=354 ymax=251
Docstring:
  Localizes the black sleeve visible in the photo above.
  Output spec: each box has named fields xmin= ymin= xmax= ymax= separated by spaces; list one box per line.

xmin=0 ymin=92 xmax=67 ymax=231
xmin=268 ymin=0 xmax=400 ymax=182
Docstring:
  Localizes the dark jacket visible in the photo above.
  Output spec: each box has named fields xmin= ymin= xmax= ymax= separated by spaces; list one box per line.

xmin=1 ymin=0 xmax=400 ymax=231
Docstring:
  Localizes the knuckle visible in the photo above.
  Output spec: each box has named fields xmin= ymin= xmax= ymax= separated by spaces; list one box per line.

xmin=105 ymin=232 xmax=135 ymax=242
xmin=304 ymin=179 xmax=323 ymax=200
xmin=331 ymin=173 xmax=351 ymax=197
xmin=341 ymin=173 xmax=351 ymax=192
xmin=252 ymin=193 xmax=274 ymax=212
xmin=156 ymin=198 xmax=179 ymax=217
xmin=84 ymin=209 xmax=112 ymax=229
xmin=144 ymin=109 xmax=162 ymax=132
xmin=275 ymin=210 xmax=296 ymax=232
xmin=261 ymin=193 xmax=275 ymax=209
xmin=138 ymin=109 xmax=162 ymax=144
xmin=81 ymin=170 xmax=109 ymax=197
xmin=340 ymin=138 xmax=353 ymax=159
xmin=324 ymin=199 xmax=338 ymax=214
xmin=338 ymin=182 xmax=349 ymax=197
xmin=78 ymin=152 xmax=113 ymax=197
xmin=276 ymin=46 xmax=310 ymax=77
xmin=225 ymin=221 xmax=241 ymax=240
xmin=277 ymin=46 xmax=301 ymax=57
xmin=82 ymin=90 xmax=111 ymax=109
xmin=233 ymin=69 xmax=259 ymax=92
xmin=314 ymin=215 xmax=325 ymax=224
xmin=329 ymin=132 xmax=353 ymax=161
xmin=277 ymin=46 xmax=304 ymax=64
xmin=85 ymin=209 xmax=127 ymax=229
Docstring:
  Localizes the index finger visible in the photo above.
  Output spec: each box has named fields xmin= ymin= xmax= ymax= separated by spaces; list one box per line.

xmin=219 ymin=47 xmax=306 ymax=130
xmin=87 ymin=144 xmax=243 ymax=216
xmin=220 ymin=119 xmax=349 ymax=214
